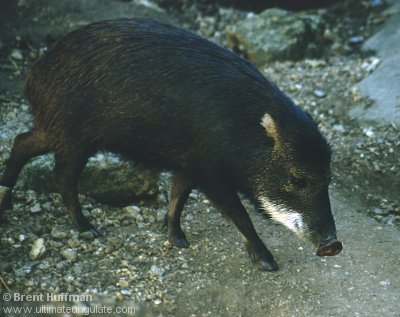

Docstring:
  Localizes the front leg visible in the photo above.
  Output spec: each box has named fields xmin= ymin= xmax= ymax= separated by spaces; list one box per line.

xmin=164 ymin=172 xmax=194 ymax=248
xmin=199 ymin=177 xmax=278 ymax=271
xmin=0 ymin=186 xmax=12 ymax=219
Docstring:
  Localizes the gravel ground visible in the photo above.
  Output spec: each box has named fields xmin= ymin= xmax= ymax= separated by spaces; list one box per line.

xmin=0 ymin=1 xmax=399 ymax=316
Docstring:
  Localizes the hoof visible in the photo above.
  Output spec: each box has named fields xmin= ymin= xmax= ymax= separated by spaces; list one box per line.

xmin=77 ymin=219 xmax=103 ymax=237
xmin=247 ymin=244 xmax=278 ymax=272
xmin=168 ymin=232 xmax=190 ymax=248
xmin=255 ymin=258 xmax=278 ymax=271
xmin=88 ymin=226 xmax=103 ymax=237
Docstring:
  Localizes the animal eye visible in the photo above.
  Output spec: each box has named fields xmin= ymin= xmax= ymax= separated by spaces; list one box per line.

xmin=290 ymin=176 xmax=307 ymax=188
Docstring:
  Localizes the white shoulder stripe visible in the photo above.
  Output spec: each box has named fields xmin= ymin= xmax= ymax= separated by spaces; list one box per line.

xmin=259 ymin=197 xmax=305 ymax=235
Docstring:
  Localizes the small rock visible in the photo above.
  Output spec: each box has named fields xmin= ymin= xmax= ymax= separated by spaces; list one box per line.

xmin=332 ymin=124 xmax=345 ymax=133
xmin=371 ymin=0 xmax=382 ymax=7
xmin=120 ymin=289 xmax=132 ymax=296
xmin=349 ymin=36 xmax=364 ymax=44
xmin=72 ymin=263 xmax=83 ymax=275
xmin=118 ymin=279 xmax=129 ymax=288
xmin=11 ymin=49 xmax=23 ymax=61
xmin=51 ymin=227 xmax=68 ymax=240
xmin=30 ymin=238 xmax=46 ymax=260
xmin=305 ymin=59 xmax=327 ymax=68
xmin=124 ymin=205 xmax=141 ymax=216
xmin=64 ymin=275 xmax=75 ymax=283
xmin=181 ymin=263 xmax=189 ymax=269
xmin=362 ymin=127 xmax=374 ymax=138
xmin=79 ymin=231 xmax=95 ymax=240
xmin=61 ymin=248 xmax=78 ymax=262
xmin=313 ymin=89 xmax=326 ymax=98
xmin=30 ymin=203 xmax=42 ymax=213
xmin=373 ymin=207 xmax=384 ymax=215
xmin=123 ymin=205 xmax=145 ymax=223
xmin=41 ymin=201 xmax=53 ymax=211
xmin=362 ymin=57 xmax=380 ymax=73
xmin=18 ymin=234 xmax=27 ymax=242
xmin=150 ymin=265 xmax=166 ymax=277
xmin=163 ymin=240 xmax=172 ymax=247
xmin=38 ymin=261 xmax=50 ymax=270
xmin=379 ymin=279 xmax=391 ymax=286
xmin=15 ymin=264 xmax=33 ymax=277
xmin=107 ymin=237 xmax=122 ymax=248
xmin=67 ymin=238 xmax=80 ymax=248
xmin=156 ymin=210 xmax=166 ymax=222
xmin=28 ymin=50 xmax=37 ymax=60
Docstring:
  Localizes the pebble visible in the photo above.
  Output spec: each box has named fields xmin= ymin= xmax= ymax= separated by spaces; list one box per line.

xmin=123 ymin=205 xmax=144 ymax=223
xmin=41 ymin=201 xmax=53 ymax=211
xmin=11 ymin=49 xmax=23 ymax=60
xmin=18 ymin=234 xmax=27 ymax=242
xmin=51 ymin=227 xmax=68 ymax=240
xmin=150 ymin=265 xmax=166 ymax=277
xmin=67 ymin=238 xmax=80 ymax=248
xmin=305 ymin=59 xmax=327 ymax=68
xmin=30 ymin=238 xmax=46 ymax=260
xmin=373 ymin=207 xmax=384 ymax=215
xmin=362 ymin=127 xmax=374 ymax=138
xmin=371 ymin=0 xmax=382 ymax=6
xmin=61 ymin=248 xmax=78 ymax=262
xmin=28 ymin=50 xmax=37 ymax=60
xmin=79 ymin=231 xmax=95 ymax=240
xmin=349 ymin=36 xmax=364 ymax=44
xmin=15 ymin=264 xmax=32 ymax=277
xmin=379 ymin=279 xmax=391 ymax=286
xmin=118 ymin=279 xmax=129 ymax=288
xmin=332 ymin=124 xmax=345 ymax=133
xmin=30 ymin=203 xmax=42 ymax=213
xmin=72 ymin=263 xmax=83 ymax=275
xmin=120 ymin=289 xmax=132 ymax=296
xmin=313 ymin=89 xmax=326 ymax=98
xmin=124 ymin=205 xmax=141 ymax=215
xmin=362 ymin=57 xmax=380 ymax=73
xmin=156 ymin=210 xmax=166 ymax=222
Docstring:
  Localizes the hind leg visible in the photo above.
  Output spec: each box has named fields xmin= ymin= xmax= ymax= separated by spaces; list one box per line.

xmin=53 ymin=150 xmax=100 ymax=236
xmin=0 ymin=129 xmax=50 ymax=215
xmin=164 ymin=172 xmax=194 ymax=248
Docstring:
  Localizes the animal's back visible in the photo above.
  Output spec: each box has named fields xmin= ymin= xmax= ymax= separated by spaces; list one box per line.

xmin=24 ymin=18 xmax=275 ymax=166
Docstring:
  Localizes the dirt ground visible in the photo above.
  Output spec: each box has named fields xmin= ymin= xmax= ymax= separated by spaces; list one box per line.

xmin=0 ymin=1 xmax=399 ymax=316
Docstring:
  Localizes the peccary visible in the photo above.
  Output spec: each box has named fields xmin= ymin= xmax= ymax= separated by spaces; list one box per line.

xmin=0 ymin=18 xmax=342 ymax=271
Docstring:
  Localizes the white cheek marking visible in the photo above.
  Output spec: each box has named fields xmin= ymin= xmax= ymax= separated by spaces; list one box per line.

xmin=259 ymin=197 xmax=305 ymax=235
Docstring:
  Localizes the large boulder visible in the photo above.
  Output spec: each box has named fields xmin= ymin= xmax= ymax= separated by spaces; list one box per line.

xmin=0 ymin=0 xmax=181 ymax=48
xmin=154 ymin=0 xmax=343 ymax=12
xmin=225 ymin=8 xmax=325 ymax=66
xmin=351 ymin=1 xmax=400 ymax=127
xmin=16 ymin=153 xmax=159 ymax=206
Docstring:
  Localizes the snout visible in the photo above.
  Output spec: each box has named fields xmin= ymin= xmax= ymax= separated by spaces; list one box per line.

xmin=316 ymin=234 xmax=342 ymax=256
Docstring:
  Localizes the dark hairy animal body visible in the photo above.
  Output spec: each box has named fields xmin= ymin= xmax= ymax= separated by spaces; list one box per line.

xmin=0 ymin=18 xmax=342 ymax=271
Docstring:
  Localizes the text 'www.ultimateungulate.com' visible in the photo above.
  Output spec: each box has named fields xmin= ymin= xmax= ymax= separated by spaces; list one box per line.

xmin=1 ymin=292 xmax=136 ymax=315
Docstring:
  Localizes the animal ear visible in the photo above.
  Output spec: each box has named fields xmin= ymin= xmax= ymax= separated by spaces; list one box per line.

xmin=260 ymin=113 xmax=280 ymax=144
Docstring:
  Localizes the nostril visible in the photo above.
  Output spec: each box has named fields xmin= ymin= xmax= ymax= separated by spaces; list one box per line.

xmin=316 ymin=240 xmax=343 ymax=256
